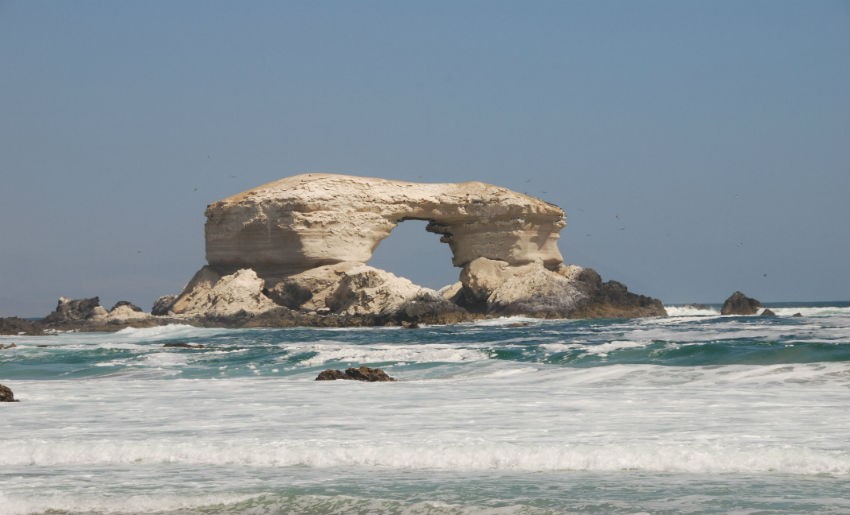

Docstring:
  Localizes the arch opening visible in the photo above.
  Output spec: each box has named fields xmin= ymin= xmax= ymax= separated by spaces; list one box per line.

xmin=367 ymin=219 xmax=459 ymax=291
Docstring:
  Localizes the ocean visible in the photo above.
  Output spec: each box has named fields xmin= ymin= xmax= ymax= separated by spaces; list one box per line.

xmin=1 ymin=303 xmax=848 ymax=515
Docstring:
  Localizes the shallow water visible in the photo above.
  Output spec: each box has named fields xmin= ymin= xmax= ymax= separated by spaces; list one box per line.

xmin=1 ymin=303 xmax=848 ymax=514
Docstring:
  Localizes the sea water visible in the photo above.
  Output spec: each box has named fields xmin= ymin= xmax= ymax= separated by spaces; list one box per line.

xmin=1 ymin=303 xmax=848 ymax=514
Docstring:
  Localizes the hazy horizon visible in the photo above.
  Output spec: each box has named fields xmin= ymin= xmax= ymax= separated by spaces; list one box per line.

xmin=2 ymin=1 xmax=848 ymax=317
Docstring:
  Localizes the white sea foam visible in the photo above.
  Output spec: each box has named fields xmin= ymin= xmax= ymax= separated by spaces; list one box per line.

xmin=768 ymin=305 xmax=850 ymax=318
xmin=540 ymin=340 xmax=647 ymax=357
xmin=0 ymin=492 xmax=554 ymax=515
xmin=665 ymin=305 xmax=721 ymax=317
xmin=113 ymin=323 xmax=234 ymax=341
xmin=283 ymin=342 xmax=489 ymax=367
xmin=3 ymin=438 xmax=847 ymax=475
xmin=472 ymin=316 xmax=542 ymax=327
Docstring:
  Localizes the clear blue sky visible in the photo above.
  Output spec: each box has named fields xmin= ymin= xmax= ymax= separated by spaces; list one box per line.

xmin=1 ymin=0 xmax=848 ymax=316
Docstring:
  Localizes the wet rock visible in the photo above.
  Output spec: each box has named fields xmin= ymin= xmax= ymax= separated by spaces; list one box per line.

xmin=720 ymin=291 xmax=762 ymax=315
xmin=792 ymin=312 xmax=803 ymax=317
xmin=760 ymin=308 xmax=777 ymax=317
xmin=315 ymin=369 xmax=347 ymax=381
xmin=0 ymin=342 xmax=17 ymax=349
xmin=316 ymin=366 xmax=395 ymax=382
xmin=0 ymin=383 xmax=17 ymax=402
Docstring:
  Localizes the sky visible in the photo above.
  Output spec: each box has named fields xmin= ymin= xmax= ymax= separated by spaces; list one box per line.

xmin=1 ymin=0 xmax=848 ymax=317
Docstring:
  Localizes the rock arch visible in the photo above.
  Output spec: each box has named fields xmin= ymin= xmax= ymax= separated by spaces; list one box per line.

xmin=204 ymin=173 xmax=566 ymax=279
xmin=170 ymin=173 xmax=665 ymax=320
xmin=366 ymin=218 xmax=458 ymax=290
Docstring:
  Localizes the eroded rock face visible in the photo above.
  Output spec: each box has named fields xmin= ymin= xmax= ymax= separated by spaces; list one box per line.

xmin=170 ymin=267 xmax=278 ymax=317
xmin=171 ymin=173 xmax=665 ymax=322
xmin=204 ymin=173 xmax=565 ymax=277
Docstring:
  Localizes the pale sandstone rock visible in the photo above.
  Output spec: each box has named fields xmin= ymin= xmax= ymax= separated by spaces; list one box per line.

xmin=171 ymin=267 xmax=278 ymax=316
xmin=107 ymin=304 xmax=150 ymax=322
xmin=454 ymin=257 xmax=590 ymax=315
xmin=325 ymin=264 xmax=436 ymax=316
xmin=204 ymin=173 xmax=565 ymax=277
xmin=170 ymin=173 xmax=665 ymax=321
xmin=269 ymin=262 xmax=454 ymax=317
xmin=438 ymin=281 xmax=463 ymax=300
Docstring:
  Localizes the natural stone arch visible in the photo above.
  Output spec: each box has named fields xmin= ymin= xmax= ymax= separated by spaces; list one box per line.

xmin=170 ymin=173 xmax=666 ymax=321
xmin=367 ymin=218 xmax=458 ymax=290
xmin=204 ymin=173 xmax=567 ymax=279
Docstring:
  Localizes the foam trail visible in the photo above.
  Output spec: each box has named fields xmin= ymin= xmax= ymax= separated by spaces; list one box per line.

xmin=5 ymin=439 xmax=848 ymax=475
xmin=665 ymin=305 xmax=721 ymax=317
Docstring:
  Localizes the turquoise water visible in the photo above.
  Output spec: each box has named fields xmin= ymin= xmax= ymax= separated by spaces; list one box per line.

xmin=1 ymin=303 xmax=848 ymax=514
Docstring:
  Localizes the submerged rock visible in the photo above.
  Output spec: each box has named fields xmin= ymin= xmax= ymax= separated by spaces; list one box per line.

xmin=0 ymin=383 xmax=17 ymax=402
xmin=163 ymin=342 xmax=206 ymax=349
xmin=721 ymin=291 xmax=762 ymax=315
xmin=316 ymin=366 xmax=395 ymax=382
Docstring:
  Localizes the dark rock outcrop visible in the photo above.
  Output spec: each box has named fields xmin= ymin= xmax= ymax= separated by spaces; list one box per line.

xmin=0 ymin=317 xmax=44 ymax=335
xmin=0 ymin=383 xmax=17 ymax=402
xmin=721 ymin=291 xmax=762 ymax=315
xmin=42 ymin=297 xmax=105 ymax=324
xmin=111 ymin=301 xmax=143 ymax=312
xmin=0 ymin=342 xmax=17 ymax=349
xmin=316 ymin=366 xmax=395 ymax=382
xmin=760 ymin=308 xmax=777 ymax=317
xmin=151 ymin=295 xmax=178 ymax=316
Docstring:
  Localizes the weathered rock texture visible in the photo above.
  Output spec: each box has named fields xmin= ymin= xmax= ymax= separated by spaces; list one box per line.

xmin=171 ymin=173 xmax=665 ymax=322
xmin=721 ymin=291 xmax=762 ymax=315
xmin=41 ymin=296 xmax=153 ymax=329
xmin=204 ymin=173 xmax=565 ymax=276
xmin=316 ymin=366 xmax=395 ymax=382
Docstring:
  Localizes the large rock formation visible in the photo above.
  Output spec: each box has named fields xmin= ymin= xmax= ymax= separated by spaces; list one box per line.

xmin=171 ymin=173 xmax=665 ymax=322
